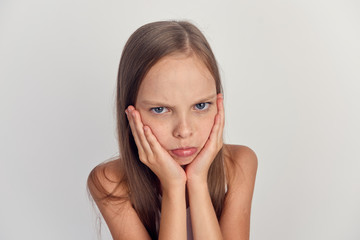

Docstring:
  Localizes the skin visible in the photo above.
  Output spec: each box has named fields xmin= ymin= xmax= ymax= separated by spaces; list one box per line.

xmin=88 ymin=53 xmax=258 ymax=240
xmin=129 ymin=53 xmax=222 ymax=187
xmin=127 ymin=54 xmax=224 ymax=239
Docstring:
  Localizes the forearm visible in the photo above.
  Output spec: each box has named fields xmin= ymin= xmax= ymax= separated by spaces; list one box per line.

xmin=187 ymin=179 xmax=223 ymax=240
xmin=158 ymin=184 xmax=187 ymax=240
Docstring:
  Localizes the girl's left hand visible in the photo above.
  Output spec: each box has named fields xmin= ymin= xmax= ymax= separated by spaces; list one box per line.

xmin=185 ymin=93 xmax=225 ymax=183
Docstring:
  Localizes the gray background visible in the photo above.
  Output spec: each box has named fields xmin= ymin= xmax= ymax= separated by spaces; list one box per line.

xmin=1 ymin=0 xmax=359 ymax=239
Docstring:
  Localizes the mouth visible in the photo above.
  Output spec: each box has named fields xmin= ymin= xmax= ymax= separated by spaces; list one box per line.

xmin=170 ymin=147 xmax=198 ymax=158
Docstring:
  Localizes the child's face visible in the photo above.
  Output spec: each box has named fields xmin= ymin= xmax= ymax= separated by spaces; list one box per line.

xmin=135 ymin=54 xmax=218 ymax=166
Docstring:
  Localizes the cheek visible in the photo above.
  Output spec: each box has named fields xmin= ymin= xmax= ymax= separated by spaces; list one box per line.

xmin=150 ymin=124 xmax=170 ymax=146
xmin=197 ymin=115 xmax=215 ymax=142
xmin=140 ymin=114 xmax=170 ymax=146
xmin=139 ymin=110 xmax=217 ymax=148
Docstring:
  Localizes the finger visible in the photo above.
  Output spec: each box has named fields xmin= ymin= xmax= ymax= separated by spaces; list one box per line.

xmin=209 ymin=94 xmax=223 ymax=139
xmin=143 ymin=125 xmax=165 ymax=154
xmin=217 ymin=93 xmax=225 ymax=139
xmin=130 ymin=109 xmax=153 ymax=157
xmin=206 ymin=114 xmax=223 ymax=150
xmin=126 ymin=106 xmax=147 ymax=158
xmin=126 ymin=106 xmax=141 ymax=145
xmin=209 ymin=113 xmax=221 ymax=142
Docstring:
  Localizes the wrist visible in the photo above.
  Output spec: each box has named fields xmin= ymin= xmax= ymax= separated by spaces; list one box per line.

xmin=161 ymin=179 xmax=186 ymax=196
xmin=186 ymin=176 xmax=208 ymax=191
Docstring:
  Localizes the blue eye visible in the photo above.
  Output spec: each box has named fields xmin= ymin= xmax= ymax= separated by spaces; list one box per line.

xmin=195 ymin=102 xmax=210 ymax=110
xmin=151 ymin=107 xmax=168 ymax=114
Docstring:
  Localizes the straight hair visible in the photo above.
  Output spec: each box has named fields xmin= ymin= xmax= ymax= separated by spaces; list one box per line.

xmin=89 ymin=20 xmax=225 ymax=239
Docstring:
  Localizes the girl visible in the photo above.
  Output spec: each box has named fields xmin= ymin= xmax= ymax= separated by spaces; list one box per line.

xmin=87 ymin=20 xmax=258 ymax=240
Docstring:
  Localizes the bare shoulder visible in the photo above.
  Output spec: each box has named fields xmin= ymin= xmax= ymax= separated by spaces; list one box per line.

xmin=223 ymin=144 xmax=258 ymax=183
xmin=219 ymin=145 xmax=258 ymax=239
xmin=87 ymin=158 xmax=127 ymax=201
xmin=87 ymin=159 xmax=151 ymax=239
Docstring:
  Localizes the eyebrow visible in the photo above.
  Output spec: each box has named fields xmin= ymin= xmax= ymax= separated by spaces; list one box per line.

xmin=139 ymin=94 xmax=217 ymax=107
xmin=195 ymin=93 xmax=217 ymax=103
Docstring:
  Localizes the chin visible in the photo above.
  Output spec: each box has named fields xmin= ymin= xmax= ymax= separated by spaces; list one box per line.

xmin=175 ymin=157 xmax=194 ymax=166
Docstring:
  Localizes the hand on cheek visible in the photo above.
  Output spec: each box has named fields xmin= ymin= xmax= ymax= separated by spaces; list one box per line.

xmin=126 ymin=105 xmax=186 ymax=191
xmin=185 ymin=93 xmax=224 ymax=183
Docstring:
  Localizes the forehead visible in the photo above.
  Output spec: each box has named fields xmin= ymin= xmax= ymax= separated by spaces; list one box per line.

xmin=137 ymin=54 xmax=216 ymax=103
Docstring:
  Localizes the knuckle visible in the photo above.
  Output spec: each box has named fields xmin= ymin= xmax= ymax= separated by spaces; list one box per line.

xmin=147 ymin=156 xmax=156 ymax=165
xmin=138 ymin=153 xmax=147 ymax=162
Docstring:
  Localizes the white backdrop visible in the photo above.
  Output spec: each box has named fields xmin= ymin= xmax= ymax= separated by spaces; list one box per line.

xmin=1 ymin=0 xmax=359 ymax=239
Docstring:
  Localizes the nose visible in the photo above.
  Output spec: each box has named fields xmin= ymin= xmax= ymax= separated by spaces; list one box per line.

xmin=172 ymin=115 xmax=193 ymax=139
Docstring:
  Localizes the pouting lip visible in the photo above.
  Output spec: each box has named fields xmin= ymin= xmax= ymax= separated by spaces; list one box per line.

xmin=170 ymin=147 xmax=198 ymax=158
xmin=170 ymin=146 xmax=195 ymax=151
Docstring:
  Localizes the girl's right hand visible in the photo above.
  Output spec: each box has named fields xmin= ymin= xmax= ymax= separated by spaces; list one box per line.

xmin=126 ymin=106 xmax=187 ymax=192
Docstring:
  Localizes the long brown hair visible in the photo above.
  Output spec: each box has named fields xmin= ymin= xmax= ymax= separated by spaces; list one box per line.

xmin=89 ymin=20 xmax=225 ymax=239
